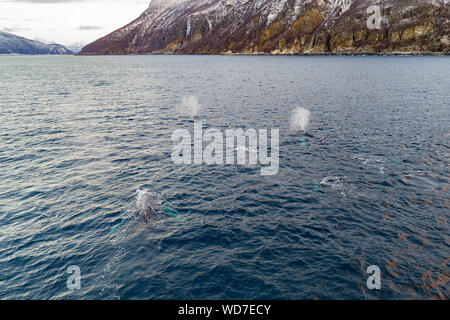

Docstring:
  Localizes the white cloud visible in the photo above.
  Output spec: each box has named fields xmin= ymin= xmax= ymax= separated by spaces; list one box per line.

xmin=0 ymin=1 xmax=150 ymax=45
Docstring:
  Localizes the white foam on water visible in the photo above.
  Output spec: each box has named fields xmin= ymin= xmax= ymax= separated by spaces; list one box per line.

xmin=354 ymin=154 xmax=386 ymax=175
xmin=319 ymin=176 xmax=356 ymax=197
xmin=320 ymin=176 xmax=346 ymax=189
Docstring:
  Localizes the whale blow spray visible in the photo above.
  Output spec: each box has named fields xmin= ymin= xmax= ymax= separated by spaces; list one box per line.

xmin=181 ymin=95 xmax=202 ymax=118
xmin=290 ymin=107 xmax=311 ymax=133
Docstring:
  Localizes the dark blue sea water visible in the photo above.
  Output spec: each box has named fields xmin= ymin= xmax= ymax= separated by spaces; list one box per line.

xmin=0 ymin=55 xmax=448 ymax=300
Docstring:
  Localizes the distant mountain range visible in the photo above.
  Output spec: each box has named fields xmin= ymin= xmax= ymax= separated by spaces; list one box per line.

xmin=79 ymin=0 xmax=449 ymax=55
xmin=0 ymin=32 xmax=72 ymax=55
xmin=65 ymin=43 xmax=85 ymax=54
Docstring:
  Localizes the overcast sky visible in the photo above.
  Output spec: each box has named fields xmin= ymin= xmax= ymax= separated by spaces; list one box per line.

xmin=0 ymin=0 xmax=151 ymax=46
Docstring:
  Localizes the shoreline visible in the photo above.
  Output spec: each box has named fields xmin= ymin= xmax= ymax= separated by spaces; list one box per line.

xmin=2 ymin=51 xmax=449 ymax=57
xmin=75 ymin=50 xmax=450 ymax=57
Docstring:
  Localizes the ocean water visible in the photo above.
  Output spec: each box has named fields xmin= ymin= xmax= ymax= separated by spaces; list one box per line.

xmin=0 ymin=55 xmax=448 ymax=300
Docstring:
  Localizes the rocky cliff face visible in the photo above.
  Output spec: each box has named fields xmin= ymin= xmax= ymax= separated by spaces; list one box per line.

xmin=0 ymin=32 xmax=72 ymax=55
xmin=79 ymin=0 xmax=450 ymax=55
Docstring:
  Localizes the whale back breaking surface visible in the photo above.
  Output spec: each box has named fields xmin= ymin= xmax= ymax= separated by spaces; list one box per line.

xmin=134 ymin=189 xmax=161 ymax=222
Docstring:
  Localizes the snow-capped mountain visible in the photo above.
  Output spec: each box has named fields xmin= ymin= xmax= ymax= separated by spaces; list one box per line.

xmin=0 ymin=32 xmax=72 ymax=55
xmin=79 ymin=0 xmax=449 ymax=55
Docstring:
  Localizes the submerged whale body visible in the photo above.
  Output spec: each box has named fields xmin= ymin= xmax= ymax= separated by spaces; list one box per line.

xmin=299 ymin=131 xmax=315 ymax=138
xmin=292 ymin=130 xmax=315 ymax=139
xmin=134 ymin=189 xmax=161 ymax=222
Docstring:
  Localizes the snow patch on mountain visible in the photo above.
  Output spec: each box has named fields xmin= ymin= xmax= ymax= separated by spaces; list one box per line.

xmin=266 ymin=0 xmax=289 ymax=25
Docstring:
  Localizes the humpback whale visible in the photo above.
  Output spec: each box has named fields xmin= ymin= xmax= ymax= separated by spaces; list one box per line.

xmin=134 ymin=189 xmax=161 ymax=222
xmin=298 ymin=130 xmax=315 ymax=138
